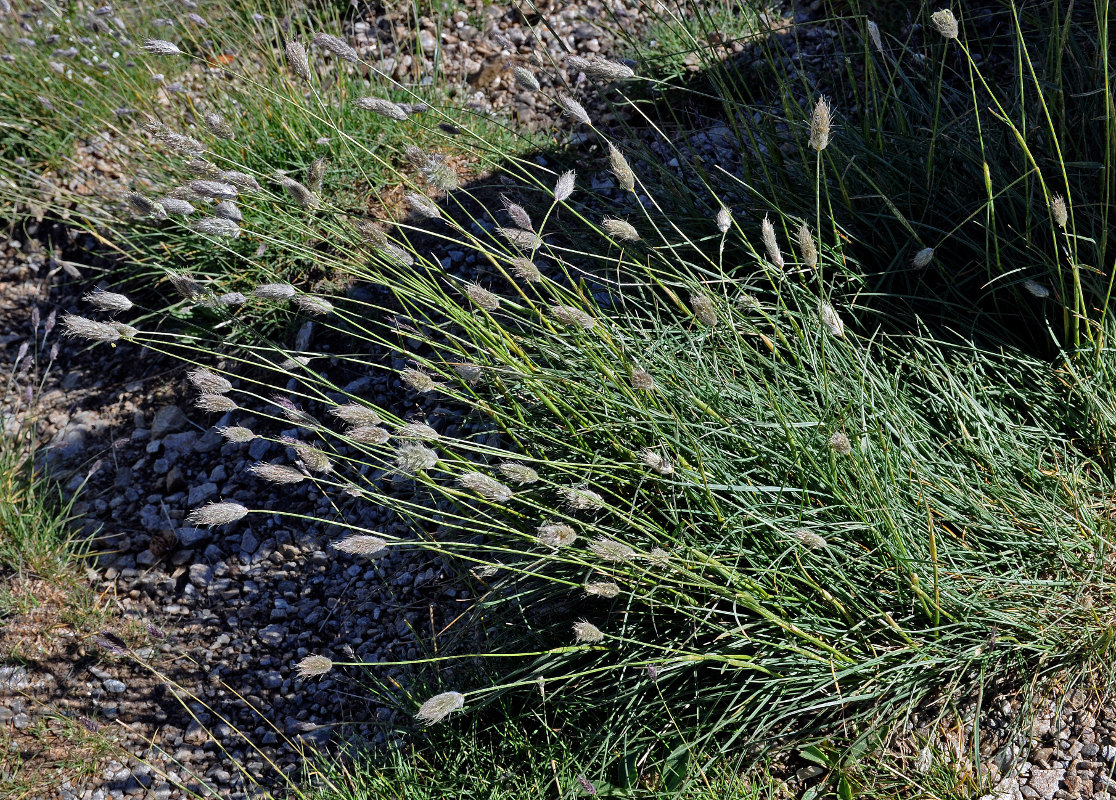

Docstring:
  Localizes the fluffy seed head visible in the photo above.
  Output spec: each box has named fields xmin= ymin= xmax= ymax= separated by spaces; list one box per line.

xmin=213 ymin=201 xmax=241 ymax=222
xmin=820 ymin=302 xmax=845 ymax=338
xmin=573 ymin=621 xmax=603 ymax=643
xmin=809 ymin=96 xmax=832 ymax=151
xmin=589 ymin=537 xmax=636 ymax=562
xmin=217 ymin=426 xmax=255 ymax=443
xmin=716 ymin=206 xmax=732 ymax=234
xmin=499 ymin=463 xmax=538 ymax=484
xmin=415 ymin=691 xmax=464 ymax=726
xmin=203 ymin=112 xmax=233 ymax=140
xmin=289 ymin=441 xmax=333 ymax=473
xmin=554 ymin=170 xmax=575 ymax=202
xmin=406 ymin=193 xmax=441 ymax=220
xmin=331 ymin=403 xmax=381 ymax=426
xmin=640 ymin=449 xmax=673 ymax=475
xmin=348 ymin=426 xmax=391 ymax=444
xmin=498 ymin=226 xmax=541 ymax=251
xmin=295 ymin=655 xmax=332 ymax=678
xmin=248 ymin=462 xmax=306 ymax=484
xmin=254 ymin=283 xmax=296 ymax=301
xmin=828 ymin=431 xmax=852 ymax=455
xmin=167 ymin=272 xmax=203 ymax=299
xmin=690 ymin=294 xmax=718 ymax=327
xmin=218 ymin=292 xmax=246 ymax=307
xmin=1023 ymin=279 xmax=1050 ymax=299
xmin=278 ymin=176 xmax=319 ymax=209
xmin=458 ymin=472 xmax=513 ymax=503
xmin=128 ymin=192 xmax=166 ymax=219
xmin=396 ymin=422 xmax=440 ymax=441
xmin=867 ymin=20 xmax=884 ymax=53
xmin=306 ymin=157 xmax=328 ymax=194
xmin=401 ymin=369 xmax=437 ymax=393
xmin=608 ymin=144 xmax=635 ymax=192
xmin=332 ymin=535 xmax=387 ymax=556
xmin=762 ymin=216 xmax=784 ymax=268
xmin=501 ymin=196 xmax=533 ymax=231
xmin=631 ymin=368 xmax=655 ymax=390
xmin=188 ymin=180 xmax=238 ymax=200
xmin=561 ymin=486 xmax=604 ymax=511
xmin=602 ymin=218 xmax=639 ymax=242
xmin=160 ymin=198 xmax=195 ymax=216
xmin=187 ymin=501 xmax=247 ymax=527
xmin=355 ymin=96 xmax=408 ymax=121
xmin=513 ymin=66 xmax=540 ymax=92
xmin=293 ymin=295 xmax=333 ymax=315
xmin=550 ymin=305 xmax=596 ymax=329
xmin=930 ymin=9 xmax=959 ymax=39
xmin=567 ymin=55 xmax=635 ymax=81
xmin=557 ymin=94 xmax=590 ymax=125
xmin=286 ymin=40 xmax=310 ymax=79
xmin=797 ymin=222 xmax=818 ymax=269
xmin=510 ymin=257 xmax=542 ymax=282
xmin=193 ymin=217 xmax=241 ymax=237
xmin=421 ymin=157 xmax=458 ymax=192
xmin=145 ymin=121 xmax=203 ymax=156
xmin=584 ymin=581 xmax=621 ymax=598
xmin=912 ymin=247 xmax=935 ymax=268
xmin=792 ymin=530 xmax=828 ymax=549
xmin=538 ymin=523 xmax=577 ymax=548
xmin=396 ymin=443 xmax=439 ymax=475
xmin=273 ymin=396 xmax=320 ymax=428
xmin=464 ymin=284 xmax=500 ymax=311
xmin=61 ymin=314 xmax=121 ymax=342
xmin=1051 ymin=194 xmax=1068 ymax=229
xmin=110 ymin=322 xmax=139 ymax=340
xmin=84 ymin=289 xmax=132 ymax=313
xmin=143 ymin=38 xmax=181 ymax=55
xmin=189 ymin=368 xmax=232 ymax=395
xmin=312 ymin=32 xmax=358 ymax=62
xmin=220 ymin=170 xmax=261 ymax=192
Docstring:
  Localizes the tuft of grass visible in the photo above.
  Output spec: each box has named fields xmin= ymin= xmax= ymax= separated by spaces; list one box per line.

xmin=25 ymin=0 xmax=1116 ymax=794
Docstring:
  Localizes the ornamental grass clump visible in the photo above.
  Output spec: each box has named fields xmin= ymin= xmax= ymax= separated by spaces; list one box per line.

xmin=36 ymin=0 xmax=1116 ymax=781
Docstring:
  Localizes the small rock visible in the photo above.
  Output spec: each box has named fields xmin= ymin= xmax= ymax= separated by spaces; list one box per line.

xmin=103 ymin=679 xmax=127 ymax=693
xmin=178 ymin=526 xmax=210 ymax=547
xmin=188 ymin=563 xmax=213 ymax=588
xmin=258 ymin=625 xmax=285 ymax=646
xmin=247 ymin=438 xmax=271 ymax=459
xmin=151 ymin=406 xmax=188 ymax=437
xmin=1027 ymin=769 xmax=1064 ymax=800
xmin=183 ymin=720 xmax=209 ymax=745
xmin=188 ymin=482 xmax=218 ymax=506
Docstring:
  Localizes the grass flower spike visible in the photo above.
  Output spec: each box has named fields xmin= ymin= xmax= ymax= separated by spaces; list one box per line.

xmin=415 ymin=691 xmax=465 ymax=726
xmin=931 ymin=9 xmax=959 ymax=39
xmin=295 ymin=655 xmax=333 ymax=678
xmin=187 ymin=502 xmax=248 ymax=527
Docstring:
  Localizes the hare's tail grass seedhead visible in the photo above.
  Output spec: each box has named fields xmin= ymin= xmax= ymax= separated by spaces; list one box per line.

xmin=295 ymin=655 xmax=333 ymax=679
xmin=61 ymin=314 xmax=122 ymax=342
xmin=187 ymin=501 xmax=248 ymax=527
xmin=332 ymin=535 xmax=388 ymax=556
xmin=415 ymin=691 xmax=465 ymax=726
xmin=573 ymin=621 xmax=604 ymax=643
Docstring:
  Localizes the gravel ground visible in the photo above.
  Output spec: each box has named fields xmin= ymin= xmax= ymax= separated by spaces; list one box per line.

xmin=4 ymin=2 xmax=1116 ymax=799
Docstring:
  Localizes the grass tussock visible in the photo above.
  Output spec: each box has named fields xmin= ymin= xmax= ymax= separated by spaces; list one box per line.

xmin=10 ymin=0 xmax=1116 ymax=795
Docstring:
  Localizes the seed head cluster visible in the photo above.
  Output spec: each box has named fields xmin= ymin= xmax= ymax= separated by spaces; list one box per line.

xmin=499 ymin=463 xmax=539 ymax=484
xmin=809 ymin=96 xmax=832 ymax=151
xmin=249 ymin=462 xmax=306 ymax=484
xmin=188 ymin=368 xmax=232 ymax=394
xmin=396 ymin=443 xmax=439 ymax=475
xmin=538 ymin=523 xmax=578 ymax=548
xmin=415 ymin=691 xmax=464 ymax=726
xmin=762 ymin=216 xmax=784 ymax=269
xmin=561 ymin=486 xmax=604 ymax=511
xmin=608 ymin=143 xmax=635 ymax=192
xmin=584 ymin=581 xmax=621 ymax=598
xmin=828 ymin=431 xmax=852 ymax=455
xmin=573 ymin=621 xmax=603 ymax=643
xmin=465 ymin=283 xmax=500 ymax=311
xmin=797 ymin=222 xmax=818 ymax=269
xmin=550 ymin=305 xmax=596 ymax=330
xmin=930 ymin=9 xmax=959 ymax=39
xmin=84 ymin=289 xmax=132 ymax=313
xmin=187 ymin=501 xmax=248 ymax=527
xmin=602 ymin=217 xmax=639 ymax=242
xmin=690 ymin=294 xmax=718 ymax=327
xmin=458 ymin=472 xmax=513 ymax=503
xmin=295 ymin=655 xmax=333 ymax=678
xmin=332 ymin=535 xmax=388 ymax=556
